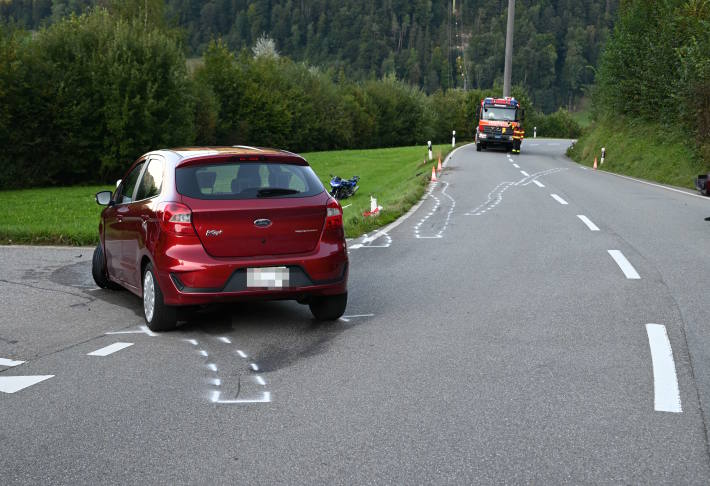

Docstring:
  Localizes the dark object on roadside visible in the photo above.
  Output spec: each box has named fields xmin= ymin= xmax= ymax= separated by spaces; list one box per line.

xmin=329 ymin=175 xmax=360 ymax=200
xmin=695 ymin=174 xmax=709 ymax=196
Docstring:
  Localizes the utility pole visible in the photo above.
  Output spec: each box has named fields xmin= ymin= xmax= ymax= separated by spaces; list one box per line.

xmin=503 ymin=0 xmax=515 ymax=97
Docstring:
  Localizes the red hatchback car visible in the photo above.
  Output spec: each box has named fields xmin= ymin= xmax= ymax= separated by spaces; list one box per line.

xmin=93 ymin=147 xmax=348 ymax=331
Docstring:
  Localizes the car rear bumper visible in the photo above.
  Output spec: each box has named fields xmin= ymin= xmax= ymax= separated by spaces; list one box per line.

xmin=153 ymin=236 xmax=348 ymax=306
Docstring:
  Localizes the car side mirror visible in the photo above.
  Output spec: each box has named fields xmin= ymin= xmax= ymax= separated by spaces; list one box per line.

xmin=96 ymin=191 xmax=113 ymax=206
xmin=115 ymin=179 xmax=122 ymax=188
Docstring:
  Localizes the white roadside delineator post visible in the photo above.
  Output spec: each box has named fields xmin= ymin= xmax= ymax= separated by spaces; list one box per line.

xmin=601 ymin=147 xmax=606 ymax=165
xmin=534 ymin=126 xmax=537 ymax=138
xmin=452 ymin=130 xmax=456 ymax=147
xmin=428 ymin=140 xmax=433 ymax=161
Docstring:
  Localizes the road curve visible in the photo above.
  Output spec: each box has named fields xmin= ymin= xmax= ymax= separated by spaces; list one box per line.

xmin=2 ymin=140 xmax=710 ymax=484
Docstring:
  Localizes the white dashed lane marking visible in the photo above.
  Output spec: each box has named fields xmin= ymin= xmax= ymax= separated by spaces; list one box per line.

xmin=550 ymin=194 xmax=568 ymax=205
xmin=520 ymin=170 xmax=529 ymax=177
xmin=577 ymin=215 xmax=600 ymax=231
xmin=646 ymin=324 xmax=682 ymax=413
xmin=533 ymin=180 xmax=545 ymax=188
xmin=0 ymin=358 xmax=26 ymax=367
xmin=0 ymin=375 xmax=54 ymax=394
xmin=87 ymin=342 xmax=134 ymax=357
xmin=608 ymin=250 xmax=641 ymax=279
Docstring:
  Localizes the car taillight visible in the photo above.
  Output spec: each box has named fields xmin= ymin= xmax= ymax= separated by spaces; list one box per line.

xmin=159 ymin=202 xmax=195 ymax=235
xmin=322 ymin=198 xmax=344 ymax=241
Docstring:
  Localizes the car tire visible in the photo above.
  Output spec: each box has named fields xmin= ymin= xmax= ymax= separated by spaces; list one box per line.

xmin=309 ymin=293 xmax=347 ymax=321
xmin=142 ymin=263 xmax=177 ymax=332
xmin=476 ymin=143 xmax=482 ymax=152
xmin=92 ymin=243 xmax=122 ymax=290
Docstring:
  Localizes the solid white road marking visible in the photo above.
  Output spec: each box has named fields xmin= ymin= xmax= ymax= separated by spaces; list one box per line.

xmin=646 ymin=324 xmax=682 ymax=413
xmin=595 ymin=169 xmax=710 ymax=201
xmin=342 ymin=314 xmax=375 ymax=319
xmin=577 ymin=215 xmax=600 ymax=231
xmin=211 ymin=390 xmax=271 ymax=404
xmin=520 ymin=170 xmax=529 ymax=177
xmin=533 ymin=180 xmax=545 ymax=188
xmin=0 ymin=375 xmax=54 ymax=394
xmin=550 ymin=194 xmax=569 ymax=205
xmin=87 ymin=342 xmax=134 ymax=357
xmin=0 ymin=358 xmax=26 ymax=367
xmin=217 ymin=337 xmax=231 ymax=344
xmin=608 ymin=250 xmax=641 ymax=279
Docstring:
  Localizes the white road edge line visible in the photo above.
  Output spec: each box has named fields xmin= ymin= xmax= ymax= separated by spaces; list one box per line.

xmin=646 ymin=324 xmax=682 ymax=413
xmin=87 ymin=342 xmax=134 ymax=357
xmin=550 ymin=194 xmax=569 ymax=205
xmin=0 ymin=358 xmax=26 ymax=367
xmin=577 ymin=215 xmax=600 ymax=231
xmin=595 ymin=169 xmax=710 ymax=201
xmin=608 ymin=250 xmax=641 ymax=279
xmin=532 ymin=180 xmax=545 ymax=188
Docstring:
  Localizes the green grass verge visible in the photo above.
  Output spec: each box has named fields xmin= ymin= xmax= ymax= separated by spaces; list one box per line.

xmin=0 ymin=144 xmax=455 ymax=245
xmin=567 ymin=118 xmax=709 ymax=189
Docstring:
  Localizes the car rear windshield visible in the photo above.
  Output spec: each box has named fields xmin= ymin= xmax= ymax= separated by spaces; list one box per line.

xmin=175 ymin=162 xmax=325 ymax=200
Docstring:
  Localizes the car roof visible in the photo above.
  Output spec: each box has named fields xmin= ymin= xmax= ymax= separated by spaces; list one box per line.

xmin=162 ymin=146 xmax=307 ymax=166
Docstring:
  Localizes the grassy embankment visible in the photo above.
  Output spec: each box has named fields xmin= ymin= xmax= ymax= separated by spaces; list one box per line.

xmin=0 ymin=143 xmax=454 ymax=245
xmin=567 ymin=118 xmax=709 ymax=189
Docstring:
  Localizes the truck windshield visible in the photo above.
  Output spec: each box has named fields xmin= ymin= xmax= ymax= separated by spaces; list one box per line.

xmin=483 ymin=107 xmax=517 ymax=121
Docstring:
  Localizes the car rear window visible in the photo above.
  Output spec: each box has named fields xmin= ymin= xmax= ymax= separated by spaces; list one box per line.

xmin=175 ymin=162 xmax=325 ymax=200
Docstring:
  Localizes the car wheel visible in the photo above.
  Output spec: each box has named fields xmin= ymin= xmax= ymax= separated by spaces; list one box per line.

xmin=92 ymin=243 xmax=122 ymax=290
xmin=476 ymin=143 xmax=482 ymax=152
xmin=309 ymin=293 xmax=348 ymax=321
xmin=142 ymin=263 xmax=177 ymax=332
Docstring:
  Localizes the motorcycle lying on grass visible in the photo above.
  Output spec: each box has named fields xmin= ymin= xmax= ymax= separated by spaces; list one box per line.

xmin=329 ymin=175 xmax=360 ymax=200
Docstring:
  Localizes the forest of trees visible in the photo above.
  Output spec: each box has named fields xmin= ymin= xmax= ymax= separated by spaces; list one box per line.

xmin=1 ymin=0 xmax=617 ymax=113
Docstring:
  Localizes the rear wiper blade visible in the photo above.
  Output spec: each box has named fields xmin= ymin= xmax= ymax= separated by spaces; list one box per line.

xmin=257 ymin=188 xmax=300 ymax=197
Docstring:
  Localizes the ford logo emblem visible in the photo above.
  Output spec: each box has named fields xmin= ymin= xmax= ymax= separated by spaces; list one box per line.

xmin=254 ymin=219 xmax=272 ymax=228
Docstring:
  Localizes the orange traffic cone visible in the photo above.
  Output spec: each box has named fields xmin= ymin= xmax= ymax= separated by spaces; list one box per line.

xmin=437 ymin=155 xmax=442 ymax=173
xmin=431 ymin=165 xmax=438 ymax=182
xmin=593 ymin=157 xmax=598 ymax=170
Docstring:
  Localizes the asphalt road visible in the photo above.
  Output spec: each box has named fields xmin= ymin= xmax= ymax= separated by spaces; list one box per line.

xmin=2 ymin=140 xmax=710 ymax=484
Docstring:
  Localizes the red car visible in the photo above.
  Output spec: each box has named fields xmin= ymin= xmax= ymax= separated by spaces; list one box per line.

xmin=93 ymin=147 xmax=348 ymax=331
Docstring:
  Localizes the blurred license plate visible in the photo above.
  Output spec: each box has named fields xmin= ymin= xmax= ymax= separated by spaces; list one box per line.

xmin=247 ymin=267 xmax=290 ymax=289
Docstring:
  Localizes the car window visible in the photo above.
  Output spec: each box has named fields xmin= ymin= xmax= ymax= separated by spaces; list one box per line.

xmin=175 ymin=162 xmax=324 ymax=200
xmin=135 ymin=158 xmax=164 ymax=201
xmin=118 ymin=162 xmax=145 ymax=204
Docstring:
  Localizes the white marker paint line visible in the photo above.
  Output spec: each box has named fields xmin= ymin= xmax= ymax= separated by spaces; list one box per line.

xmin=207 ymin=363 xmax=218 ymax=372
xmin=342 ymin=314 xmax=375 ymax=319
xmin=0 ymin=375 xmax=54 ymax=394
xmin=211 ymin=391 xmax=272 ymax=404
xmin=577 ymin=215 xmax=600 ymax=231
xmin=608 ymin=250 xmax=641 ymax=279
xmin=250 ymin=363 xmax=259 ymax=371
xmin=341 ymin=204 xmax=352 ymax=209
xmin=183 ymin=339 xmax=199 ymax=346
xmin=550 ymin=194 xmax=568 ymax=205
xmin=254 ymin=375 xmax=266 ymax=386
xmin=209 ymin=378 xmax=222 ymax=386
xmin=217 ymin=336 xmax=231 ymax=344
xmin=0 ymin=358 xmax=26 ymax=367
xmin=646 ymin=324 xmax=682 ymax=413
xmin=87 ymin=342 xmax=134 ymax=357
xmin=513 ymin=163 xmax=520 ymax=168
xmin=199 ymin=350 xmax=208 ymax=357
xmin=339 ymin=317 xmax=350 ymax=323
xmin=105 ymin=326 xmax=156 ymax=337
xmin=533 ymin=180 xmax=545 ymax=188
xmin=236 ymin=350 xmax=248 ymax=358
xmin=520 ymin=170 xmax=529 ymax=177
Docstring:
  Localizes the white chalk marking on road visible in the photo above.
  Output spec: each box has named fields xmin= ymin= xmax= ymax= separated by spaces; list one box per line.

xmin=608 ymin=250 xmax=641 ymax=279
xmin=646 ymin=324 xmax=682 ymax=413
xmin=87 ymin=342 xmax=134 ymax=357
xmin=533 ymin=180 xmax=545 ymax=188
xmin=343 ymin=314 xmax=375 ymax=319
xmin=577 ymin=215 xmax=600 ymax=231
xmin=513 ymin=163 xmax=520 ymax=168
xmin=254 ymin=375 xmax=266 ymax=386
xmin=520 ymin=170 xmax=529 ymax=177
xmin=0 ymin=375 xmax=54 ymax=394
xmin=105 ymin=325 xmax=157 ymax=337
xmin=199 ymin=350 xmax=208 ymax=357
xmin=211 ymin=390 xmax=271 ymax=404
xmin=209 ymin=378 xmax=221 ymax=386
xmin=207 ymin=363 xmax=218 ymax=372
xmin=0 ymin=358 xmax=25 ymax=367
xmin=550 ymin=194 xmax=568 ymax=205
xmin=183 ymin=339 xmax=199 ymax=346
xmin=236 ymin=350 xmax=247 ymax=358
xmin=217 ymin=336 xmax=231 ymax=344
xmin=349 ymin=243 xmax=363 ymax=249
xmin=250 ymin=363 xmax=259 ymax=371
xmin=339 ymin=317 xmax=350 ymax=322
